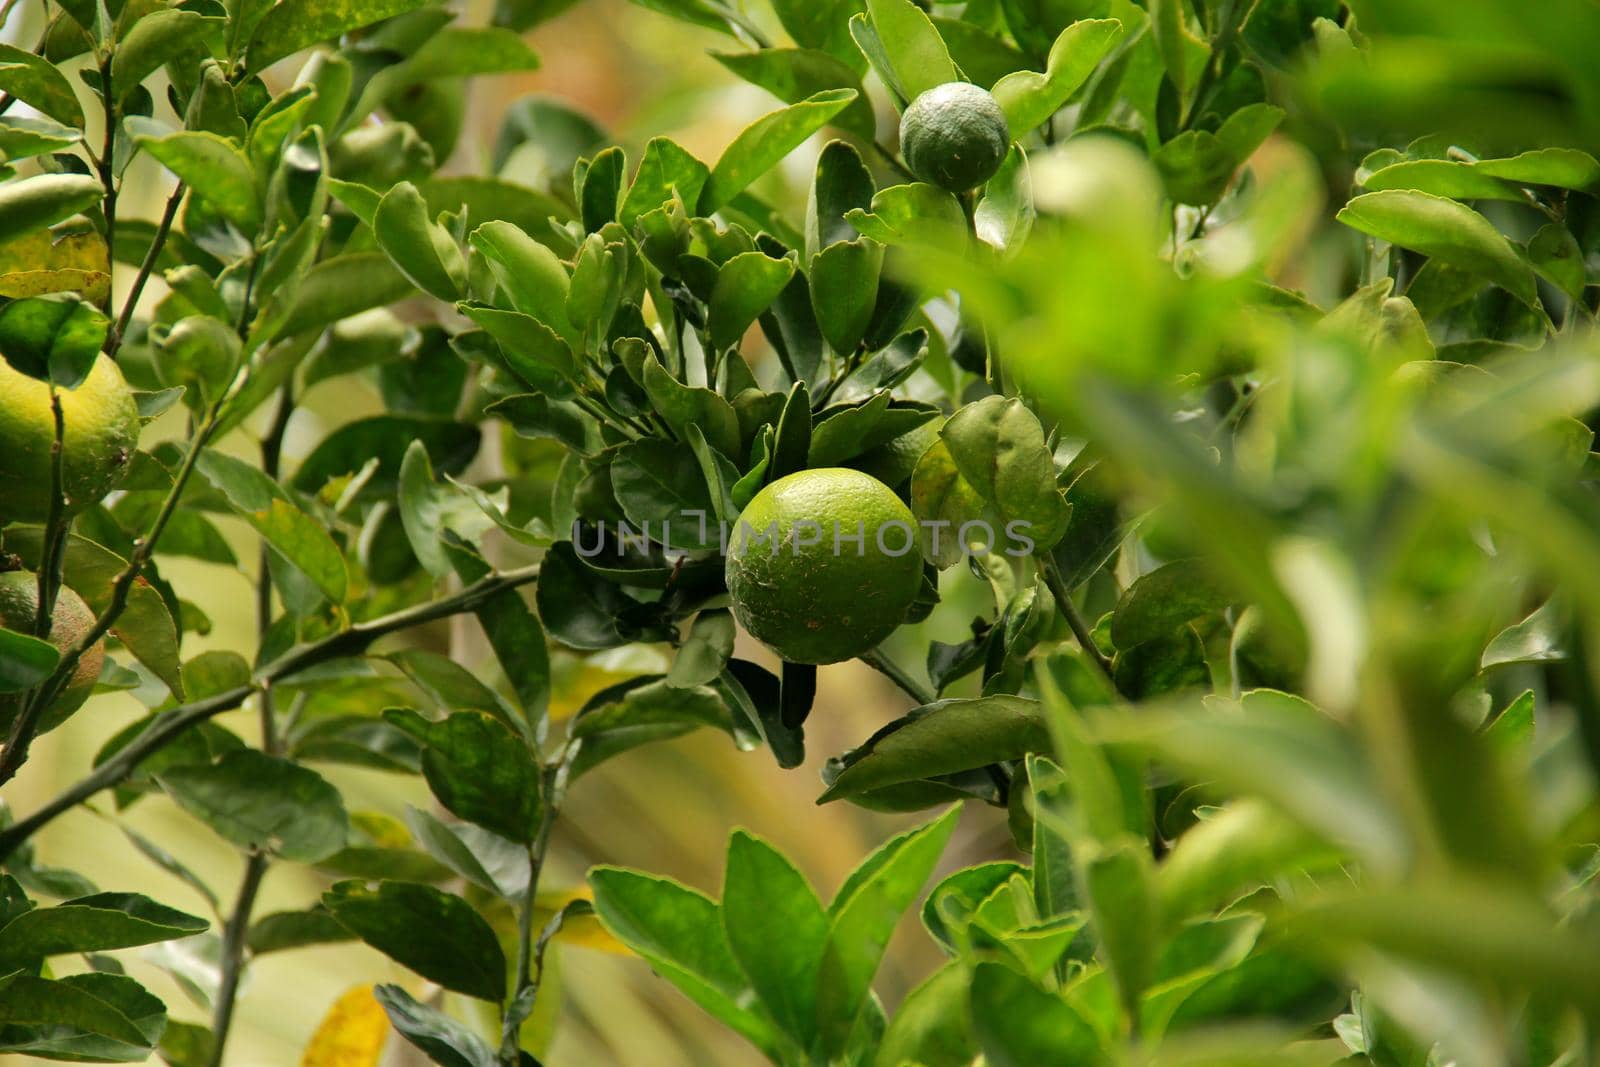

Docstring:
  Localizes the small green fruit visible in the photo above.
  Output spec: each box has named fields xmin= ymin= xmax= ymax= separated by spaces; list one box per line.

xmin=899 ymin=82 xmax=1011 ymax=193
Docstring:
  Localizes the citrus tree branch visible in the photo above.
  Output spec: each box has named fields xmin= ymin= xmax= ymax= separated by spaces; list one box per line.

xmin=0 ymin=562 xmax=543 ymax=861
xmin=109 ymin=181 xmax=186 ymax=360
xmin=1040 ymin=553 xmax=1119 ymax=690
xmin=860 ymin=647 xmax=935 ymax=705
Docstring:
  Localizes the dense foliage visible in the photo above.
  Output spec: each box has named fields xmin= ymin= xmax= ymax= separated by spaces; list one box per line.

xmin=1 ymin=0 xmax=1598 ymax=1064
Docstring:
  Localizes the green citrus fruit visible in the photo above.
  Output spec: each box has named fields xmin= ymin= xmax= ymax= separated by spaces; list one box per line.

xmin=0 ymin=353 xmax=138 ymax=523
xmin=0 ymin=569 xmax=104 ymax=730
xmin=899 ymin=82 xmax=1011 ymax=193
xmin=726 ymin=468 xmax=923 ymax=664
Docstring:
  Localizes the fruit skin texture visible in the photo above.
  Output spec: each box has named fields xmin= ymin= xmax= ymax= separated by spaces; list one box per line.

xmin=0 ymin=570 xmax=104 ymax=732
xmin=899 ymin=82 xmax=1011 ymax=193
xmin=726 ymin=468 xmax=924 ymax=664
xmin=0 ymin=353 xmax=139 ymax=523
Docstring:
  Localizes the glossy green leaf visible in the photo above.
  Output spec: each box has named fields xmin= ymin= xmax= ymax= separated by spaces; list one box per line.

xmin=0 ymin=626 xmax=58 ymax=694
xmin=374 ymin=983 xmax=499 ymax=1067
xmin=323 ymin=880 xmax=506 ymax=1001
xmin=137 ymin=131 xmax=260 ymax=232
xmin=709 ymin=250 xmax=797 ymax=351
xmin=0 ymin=42 xmax=85 ymax=126
xmin=721 ymin=830 xmax=828 ymax=1043
xmin=112 ymin=10 xmax=217 ymax=100
xmin=195 ymin=451 xmax=348 ymax=604
xmin=641 ymin=354 xmax=742 ymax=458
xmin=820 ymin=697 xmax=1046 ymax=802
xmin=247 ymin=0 xmax=430 ymax=72
xmin=808 ymin=239 xmax=882 ymax=355
xmin=0 ymin=174 xmax=102 ymax=246
xmin=941 ymin=395 xmax=1070 ymax=550
xmin=589 ymin=866 xmax=781 ymax=1056
xmin=714 ymin=49 xmax=874 ymax=141
xmin=158 ymin=750 xmax=348 ymax=863
xmin=620 ymin=138 xmax=710 ymax=229
xmin=770 ymin=0 xmax=866 ymax=73
xmin=1109 ymin=558 xmax=1233 ymax=649
xmin=816 ymin=805 xmax=961 ymax=1053
xmin=374 ymin=181 xmax=467 ymax=302
xmin=968 ymin=961 xmax=1104 ymax=1066
xmin=0 ymin=893 xmax=207 ymax=968
xmin=276 ymin=253 xmax=413 ymax=337
xmin=668 ymin=609 xmax=737 ymax=688
xmin=402 ymin=711 xmax=542 ymax=844
xmin=865 ymin=0 xmax=956 ymax=100
xmin=992 ymin=18 xmax=1123 ymax=134
xmin=700 ymin=89 xmax=858 ymax=213
xmin=469 ymin=220 xmax=577 ymax=345
xmin=0 ymin=973 xmax=155 ymax=1057
xmin=1338 ymin=189 xmax=1539 ymax=307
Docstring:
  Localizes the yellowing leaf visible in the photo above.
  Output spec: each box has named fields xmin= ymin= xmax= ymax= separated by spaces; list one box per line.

xmin=300 ymin=984 xmax=389 ymax=1067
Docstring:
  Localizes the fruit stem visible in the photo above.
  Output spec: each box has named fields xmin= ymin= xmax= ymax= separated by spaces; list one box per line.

xmin=861 ymin=647 xmax=935 ymax=705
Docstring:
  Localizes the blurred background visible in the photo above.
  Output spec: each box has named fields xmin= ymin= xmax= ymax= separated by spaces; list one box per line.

xmin=4 ymin=0 xmax=1018 ymax=1061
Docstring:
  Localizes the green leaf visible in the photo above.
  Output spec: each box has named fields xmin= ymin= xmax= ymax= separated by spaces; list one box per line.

xmin=1102 ymin=689 xmax=1406 ymax=869
xmin=247 ymin=908 xmax=353 ymax=954
xmin=820 ymin=697 xmax=1047 ymax=802
xmin=247 ymin=0 xmax=429 ymax=72
xmin=0 ymin=973 xmax=154 ymax=1057
xmin=276 ymin=253 xmax=413 ymax=337
xmin=374 ymin=984 xmax=498 ymax=1067
xmin=1360 ymin=159 xmax=1523 ymax=202
xmin=1157 ymin=799 xmax=1338 ymax=923
xmin=459 ymin=304 xmax=578 ymax=385
xmin=1079 ymin=836 xmax=1157 ymax=1020
xmin=934 ymin=15 xmax=1029 ymax=87
xmin=1473 ymin=148 xmax=1600 ymax=191
xmin=589 ymin=866 xmax=780 ymax=1056
xmin=713 ymin=49 xmax=875 ymax=141
xmin=1338 ymin=189 xmax=1539 ymax=307
xmin=807 ymin=140 xmax=875 ymax=259
xmin=0 ymin=294 xmax=108 ymax=387
xmin=112 ymin=9 xmax=217 ymax=101
xmin=324 ymin=880 xmax=506 ymax=1001
xmin=721 ymin=830 xmax=828 ymax=1043
xmin=344 ymin=28 xmax=540 ymax=130
xmin=620 ymin=138 xmax=710 ymax=229
xmin=469 ymin=220 xmax=577 ymax=345
xmin=941 ymin=396 xmax=1070 ymax=549
xmin=569 ymin=677 xmax=731 ymax=777
xmin=770 ymin=0 xmax=866 ymax=73
xmin=1153 ymin=103 xmax=1283 ymax=206
xmin=136 ymin=130 xmax=260 ymax=233
xmin=817 ymin=806 xmax=961 ymax=1054
xmin=158 ymin=750 xmax=349 ymax=863
xmin=387 ymin=650 xmax=521 ymax=728
xmin=668 ymin=609 xmax=736 ymax=688
xmin=846 ymin=182 xmax=967 ymax=249
xmin=1528 ymin=223 xmax=1585 ymax=301
xmin=975 ymin=146 xmax=1034 ymax=256
xmin=1109 ymin=558 xmax=1232 ymax=649
xmin=709 ymin=250 xmax=797 ymax=351
xmin=0 ymin=174 xmax=102 ymax=246
xmin=864 ymin=0 xmax=956 ymax=100
xmin=0 ymin=42 xmax=86 ymax=126
xmin=808 ymin=239 xmax=883 ymax=355
xmin=289 ymin=415 xmax=479 ymax=499
xmin=3 ymin=528 xmax=184 ymax=697
xmin=0 ymin=116 xmax=82 ymax=162
xmin=992 ymin=18 xmax=1123 ymax=134
xmin=195 ymin=451 xmax=348 ymax=604
xmin=876 ymin=962 xmax=976 ymax=1067
xmin=535 ymin=542 xmax=646 ymax=650
xmin=700 ymin=90 xmax=858 ymax=214
xmin=10 ymin=972 xmax=166 ymax=1061
xmin=968 ymin=961 xmax=1103 ymax=1066
xmin=1482 ymin=600 xmax=1563 ymax=670
xmin=402 ymin=711 xmax=542 ymax=844
xmin=0 ymin=626 xmax=58 ymax=694
xmin=374 ymin=181 xmax=467 ymax=302
xmin=642 ymin=354 xmax=742 ymax=458
xmin=0 ymin=893 xmax=207 ymax=968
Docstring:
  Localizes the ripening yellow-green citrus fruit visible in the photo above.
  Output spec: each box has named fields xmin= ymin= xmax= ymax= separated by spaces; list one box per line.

xmin=0 ymin=569 xmax=104 ymax=731
xmin=0 ymin=353 xmax=138 ymax=523
xmin=725 ymin=468 xmax=923 ymax=664
xmin=899 ymin=82 xmax=1011 ymax=193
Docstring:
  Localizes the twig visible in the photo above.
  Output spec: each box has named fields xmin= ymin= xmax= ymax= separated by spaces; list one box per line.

xmin=95 ymin=53 xmax=117 ymax=316
xmin=109 ymin=181 xmax=186 ymax=359
xmin=0 ymin=563 xmax=545 ymax=861
xmin=1040 ymin=554 xmax=1119 ymax=690
xmin=499 ymin=749 xmax=571 ymax=1063
xmin=861 ymin=647 xmax=935 ymax=705
xmin=205 ymin=851 xmax=268 ymax=1067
